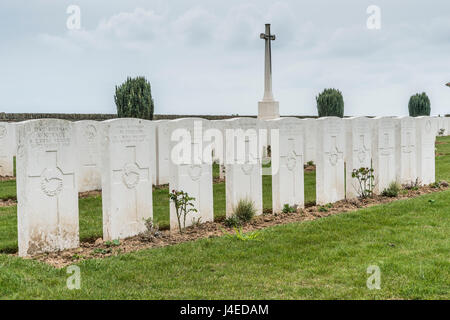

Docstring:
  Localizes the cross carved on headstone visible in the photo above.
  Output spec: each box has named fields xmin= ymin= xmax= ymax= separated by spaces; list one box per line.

xmin=260 ymin=24 xmax=276 ymax=101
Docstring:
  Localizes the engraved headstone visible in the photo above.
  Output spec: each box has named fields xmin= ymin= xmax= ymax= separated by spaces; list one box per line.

xmin=268 ymin=118 xmax=304 ymax=212
xmin=0 ymin=122 xmax=15 ymax=177
xmin=74 ymin=121 xmax=101 ymax=192
xmin=372 ymin=117 xmax=397 ymax=194
xmin=101 ymin=119 xmax=153 ymax=240
xmin=224 ymin=118 xmax=263 ymax=217
xmin=155 ymin=120 xmax=170 ymax=185
xmin=395 ymin=116 xmax=418 ymax=185
xmin=16 ymin=119 xmax=79 ymax=256
xmin=416 ymin=116 xmax=436 ymax=185
xmin=301 ymin=118 xmax=317 ymax=164
xmin=316 ymin=117 xmax=345 ymax=205
xmin=168 ymin=118 xmax=214 ymax=230
xmin=344 ymin=117 xmax=372 ymax=199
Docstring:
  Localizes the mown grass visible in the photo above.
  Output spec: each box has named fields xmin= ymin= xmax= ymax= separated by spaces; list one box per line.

xmin=0 ymin=189 xmax=448 ymax=299
xmin=0 ymin=136 xmax=448 ymax=299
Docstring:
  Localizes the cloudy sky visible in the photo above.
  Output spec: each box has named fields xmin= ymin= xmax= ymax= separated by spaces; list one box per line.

xmin=1 ymin=0 xmax=449 ymax=116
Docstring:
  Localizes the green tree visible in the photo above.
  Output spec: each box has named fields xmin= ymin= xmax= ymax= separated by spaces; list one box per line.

xmin=316 ymin=88 xmax=344 ymax=118
xmin=408 ymin=92 xmax=431 ymax=117
xmin=114 ymin=76 xmax=154 ymax=120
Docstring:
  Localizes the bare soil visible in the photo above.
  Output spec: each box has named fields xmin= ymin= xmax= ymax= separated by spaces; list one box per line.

xmin=21 ymin=183 xmax=448 ymax=268
xmin=0 ymin=176 xmax=15 ymax=182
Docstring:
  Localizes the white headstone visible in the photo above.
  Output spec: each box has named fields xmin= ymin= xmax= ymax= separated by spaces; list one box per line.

xmin=74 ymin=121 xmax=102 ymax=192
xmin=101 ymin=119 xmax=153 ymax=241
xmin=155 ymin=120 xmax=170 ymax=185
xmin=316 ymin=117 xmax=345 ymax=205
xmin=301 ymin=118 xmax=317 ymax=164
xmin=224 ymin=118 xmax=263 ymax=217
xmin=344 ymin=117 xmax=373 ymax=199
xmin=430 ymin=116 xmax=440 ymax=136
xmin=268 ymin=118 xmax=304 ymax=212
xmin=16 ymin=119 xmax=79 ymax=257
xmin=416 ymin=116 xmax=436 ymax=185
xmin=438 ymin=117 xmax=446 ymax=136
xmin=372 ymin=117 xmax=397 ymax=194
xmin=0 ymin=122 xmax=15 ymax=177
xmin=395 ymin=116 xmax=418 ymax=185
xmin=210 ymin=120 xmax=227 ymax=179
xmin=168 ymin=118 xmax=214 ymax=230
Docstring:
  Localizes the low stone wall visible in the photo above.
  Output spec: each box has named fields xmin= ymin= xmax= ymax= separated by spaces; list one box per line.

xmin=0 ymin=113 xmax=321 ymax=122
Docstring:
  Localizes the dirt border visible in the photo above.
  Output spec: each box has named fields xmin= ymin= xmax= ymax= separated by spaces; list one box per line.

xmin=18 ymin=183 xmax=448 ymax=268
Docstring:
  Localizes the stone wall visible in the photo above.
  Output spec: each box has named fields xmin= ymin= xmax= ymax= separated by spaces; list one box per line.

xmin=0 ymin=112 xmax=320 ymax=122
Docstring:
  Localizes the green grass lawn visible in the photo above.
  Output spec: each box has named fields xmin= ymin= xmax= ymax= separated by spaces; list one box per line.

xmin=0 ymin=136 xmax=448 ymax=299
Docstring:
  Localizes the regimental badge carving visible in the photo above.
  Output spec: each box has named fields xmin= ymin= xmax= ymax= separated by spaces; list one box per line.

xmin=84 ymin=125 xmax=97 ymax=142
xmin=242 ymin=163 xmax=254 ymax=175
xmin=329 ymin=152 xmax=338 ymax=166
xmin=40 ymin=167 xmax=63 ymax=197
xmin=358 ymin=150 xmax=366 ymax=163
xmin=286 ymin=153 xmax=297 ymax=171
xmin=122 ymin=163 xmax=140 ymax=189
xmin=0 ymin=125 xmax=6 ymax=139
xmin=188 ymin=165 xmax=202 ymax=181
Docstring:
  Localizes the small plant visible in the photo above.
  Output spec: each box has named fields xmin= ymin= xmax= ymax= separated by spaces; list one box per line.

xmin=316 ymin=88 xmax=344 ymax=118
xmin=233 ymin=198 xmax=256 ymax=223
xmin=351 ymin=167 xmax=375 ymax=199
xmin=223 ymin=227 xmax=261 ymax=241
xmin=282 ymin=204 xmax=297 ymax=213
xmin=105 ymin=239 xmax=120 ymax=247
xmin=139 ymin=218 xmax=161 ymax=241
xmin=318 ymin=206 xmax=328 ymax=212
xmin=403 ymin=178 xmax=421 ymax=190
xmin=408 ymin=92 xmax=431 ymax=117
xmin=306 ymin=161 xmax=315 ymax=167
xmin=169 ymin=189 xmax=198 ymax=234
xmin=191 ymin=217 xmax=202 ymax=228
xmin=224 ymin=215 xmax=242 ymax=228
xmin=93 ymin=248 xmax=112 ymax=255
xmin=429 ymin=181 xmax=440 ymax=189
xmin=381 ymin=182 xmax=400 ymax=197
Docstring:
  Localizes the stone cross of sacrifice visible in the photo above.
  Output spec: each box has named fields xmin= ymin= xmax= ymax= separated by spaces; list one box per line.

xmin=260 ymin=24 xmax=276 ymax=102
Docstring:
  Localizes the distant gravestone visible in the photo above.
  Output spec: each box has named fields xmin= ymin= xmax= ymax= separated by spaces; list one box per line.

xmin=210 ymin=120 xmax=227 ymax=179
xmin=372 ymin=117 xmax=397 ymax=194
xmin=0 ymin=122 xmax=16 ymax=177
xmin=0 ymin=122 xmax=15 ymax=176
xmin=416 ymin=116 xmax=436 ymax=185
xmin=101 ymin=119 xmax=153 ymax=241
xmin=224 ymin=118 xmax=263 ymax=217
xmin=74 ymin=121 xmax=101 ymax=192
xmin=154 ymin=120 xmax=170 ymax=185
xmin=430 ymin=116 xmax=441 ymax=136
xmin=16 ymin=119 xmax=79 ymax=257
xmin=301 ymin=118 xmax=317 ymax=164
xmin=395 ymin=116 xmax=417 ymax=185
xmin=269 ymin=118 xmax=304 ymax=212
xmin=344 ymin=117 xmax=372 ymax=199
xmin=316 ymin=117 xmax=345 ymax=205
xmin=168 ymin=118 xmax=214 ymax=230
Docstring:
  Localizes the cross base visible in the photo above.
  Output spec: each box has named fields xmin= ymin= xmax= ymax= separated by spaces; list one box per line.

xmin=258 ymin=100 xmax=280 ymax=120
